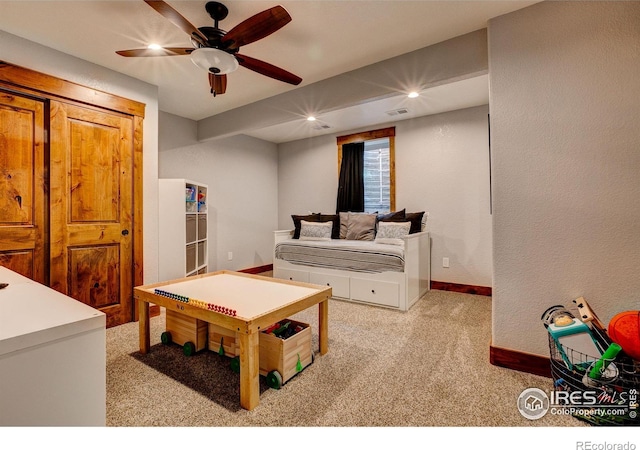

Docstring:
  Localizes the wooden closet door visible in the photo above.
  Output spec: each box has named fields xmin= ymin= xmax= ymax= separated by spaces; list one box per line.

xmin=0 ymin=90 xmax=46 ymax=283
xmin=49 ymin=101 xmax=133 ymax=327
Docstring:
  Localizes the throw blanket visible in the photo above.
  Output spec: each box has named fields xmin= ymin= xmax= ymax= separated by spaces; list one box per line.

xmin=275 ymin=239 xmax=405 ymax=273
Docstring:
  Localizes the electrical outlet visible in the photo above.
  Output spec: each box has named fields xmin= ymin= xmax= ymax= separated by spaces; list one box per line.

xmin=442 ymin=257 xmax=450 ymax=268
xmin=228 ymin=252 xmax=233 ymax=261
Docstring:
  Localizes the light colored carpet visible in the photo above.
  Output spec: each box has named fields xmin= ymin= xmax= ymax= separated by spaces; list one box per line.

xmin=106 ymin=287 xmax=586 ymax=428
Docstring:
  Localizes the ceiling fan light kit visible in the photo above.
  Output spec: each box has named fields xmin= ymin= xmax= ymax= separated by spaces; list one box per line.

xmin=116 ymin=1 xmax=302 ymax=97
xmin=191 ymin=48 xmax=238 ymax=74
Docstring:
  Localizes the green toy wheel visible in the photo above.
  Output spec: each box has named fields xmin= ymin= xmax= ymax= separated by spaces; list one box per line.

xmin=266 ymin=370 xmax=283 ymax=390
xmin=160 ymin=331 xmax=172 ymax=345
xmin=183 ymin=341 xmax=196 ymax=357
xmin=230 ymin=356 xmax=240 ymax=373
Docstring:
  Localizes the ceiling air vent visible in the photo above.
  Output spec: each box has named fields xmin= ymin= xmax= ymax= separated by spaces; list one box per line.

xmin=385 ymin=108 xmax=409 ymax=116
xmin=313 ymin=124 xmax=331 ymax=130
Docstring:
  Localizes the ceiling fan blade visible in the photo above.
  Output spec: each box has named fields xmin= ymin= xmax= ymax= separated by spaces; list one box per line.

xmin=221 ymin=5 xmax=292 ymax=50
xmin=144 ymin=0 xmax=207 ymax=46
xmin=116 ymin=47 xmax=194 ymax=57
xmin=236 ymin=54 xmax=302 ymax=85
xmin=208 ymin=73 xmax=227 ymax=96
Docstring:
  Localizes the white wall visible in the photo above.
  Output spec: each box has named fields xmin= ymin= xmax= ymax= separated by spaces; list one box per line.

xmin=277 ymin=134 xmax=340 ymax=222
xmin=489 ymin=1 xmax=640 ymax=357
xmin=397 ymin=106 xmax=492 ymax=286
xmin=278 ymin=105 xmax=493 ymax=287
xmin=159 ymin=111 xmax=198 ymax=152
xmin=0 ymin=30 xmax=160 ymax=284
xmin=159 ymin=132 xmax=279 ymax=272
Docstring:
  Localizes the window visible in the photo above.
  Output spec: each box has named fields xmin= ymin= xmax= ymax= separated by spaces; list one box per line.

xmin=337 ymin=127 xmax=395 ymax=213
xmin=363 ymin=139 xmax=391 ymax=213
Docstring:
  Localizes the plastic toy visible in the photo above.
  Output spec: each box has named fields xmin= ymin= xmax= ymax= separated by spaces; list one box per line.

xmin=571 ymin=296 xmax=613 ymax=351
xmin=543 ymin=298 xmax=640 ymax=426
xmin=608 ymin=310 xmax=640 ymax=361
xmin=546 ymin=317 xmax=603 ymax=370
xmin=583 ymin=342 xmax=622 ymax=387
xmin=588 ymin=342 xmax=623 ymax=379
xmin=541 ymin=305 xmax=573 ymax=327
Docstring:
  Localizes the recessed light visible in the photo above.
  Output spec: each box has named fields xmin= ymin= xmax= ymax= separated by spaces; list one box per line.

xmin=306 ymin=116 xmax=316 ymax=122
xmin=408 ymin=91 xmax=419 ymax=98
xmin=147 ymin=43 xmax=163 ymax=50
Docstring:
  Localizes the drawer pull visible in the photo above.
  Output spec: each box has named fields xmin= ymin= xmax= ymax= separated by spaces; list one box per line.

xmin=289 ymin=277 xmax=293 ymax=280
xmin=371 ymin=289 xmax=375 ymax=294
xmin=327 ymin=283 xmax=330 ymax=286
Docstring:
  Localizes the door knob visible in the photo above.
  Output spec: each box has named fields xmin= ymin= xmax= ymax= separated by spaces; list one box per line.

xmin=121 ymin=229 xmax=129 ymax=236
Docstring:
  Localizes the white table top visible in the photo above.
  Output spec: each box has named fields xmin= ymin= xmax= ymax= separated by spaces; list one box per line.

xmin=142 ymin=272 xmax=321 ymax=320
xmin=0 ymin=267 xmax=105 ymax=356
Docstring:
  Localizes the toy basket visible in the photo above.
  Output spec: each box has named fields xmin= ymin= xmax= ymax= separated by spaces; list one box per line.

xmin=548 ymin=324 xmax=640 ymax=426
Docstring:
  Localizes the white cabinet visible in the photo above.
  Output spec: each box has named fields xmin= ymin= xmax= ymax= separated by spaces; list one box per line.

xmin=275 ymin=267 xmax=310 ymax=283
xmin=350 ymin=277 xmax=400 ymax=308
xmin=0 ymin=267 xmax=106 ymax=426
xmin=159 ymin=179 xmax=208 ymax=281
xmin=309 ymin=272 xmax=350 ymax=298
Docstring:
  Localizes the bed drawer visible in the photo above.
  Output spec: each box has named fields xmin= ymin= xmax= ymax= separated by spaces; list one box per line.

xmin=350 ymin=278 xmax=399 ymax=308
xmin=275 ymin=267 xmax=309 ymax=283
xmin=309 ymin=272 xmax=350 ymax=298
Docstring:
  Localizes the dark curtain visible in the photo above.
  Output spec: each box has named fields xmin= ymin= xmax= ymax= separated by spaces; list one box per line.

xmin=336 ymin=142 xmax=365 ymax=212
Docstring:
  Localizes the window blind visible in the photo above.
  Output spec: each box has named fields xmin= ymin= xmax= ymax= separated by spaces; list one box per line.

xmin=363 ymin=138 xmax=390 ymax=213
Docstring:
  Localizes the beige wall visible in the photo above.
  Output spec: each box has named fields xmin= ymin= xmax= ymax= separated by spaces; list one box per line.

xmin=489 ymin=1 xmax=640 ymax=356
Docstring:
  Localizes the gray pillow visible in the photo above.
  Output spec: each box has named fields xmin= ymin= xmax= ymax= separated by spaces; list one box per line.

xmin=339 ymin=212 xmax=349 ymax=239
xmin=345 ymin=212 xmax=377 ymax=241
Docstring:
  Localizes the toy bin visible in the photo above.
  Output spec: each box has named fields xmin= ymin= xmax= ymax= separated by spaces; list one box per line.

xmin=219 ymin=319 xmax=313 ymax=389
xmin=547 ymin=329 xmax=640 ymax=426
xmin=161 ymin=310 xmax=208 ymax=356
xmin=208 ymin=323 xmax=239 ymax=357
xmin=259 ymin=319 xmax=313 ymax=389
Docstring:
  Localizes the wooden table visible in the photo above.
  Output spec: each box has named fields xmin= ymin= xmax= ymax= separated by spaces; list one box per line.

xmin=134 ymin=270 xmax=331 ymax=410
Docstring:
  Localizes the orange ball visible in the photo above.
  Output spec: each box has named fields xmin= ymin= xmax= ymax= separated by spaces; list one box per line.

xmin=608 ymin=310 xmax=640 ymax=361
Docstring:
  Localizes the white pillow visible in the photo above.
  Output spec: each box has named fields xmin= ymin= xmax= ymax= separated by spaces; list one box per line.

xmin=299 ymin=220 xmax=332 ymax=241
xmin=375 ymin=221 xmax=411 ymax=246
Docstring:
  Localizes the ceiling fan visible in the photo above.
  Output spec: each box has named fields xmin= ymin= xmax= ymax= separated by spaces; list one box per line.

xmin=116 ymin=0 xmax=302 ymax=96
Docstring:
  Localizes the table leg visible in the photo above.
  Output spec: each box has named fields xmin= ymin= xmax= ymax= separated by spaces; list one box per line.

xmin=238 ymin=331 xmax=260 ymax=410
xmin=139 ymin=299 xmax=150 ymax=354
xmin=318 ymin=299 xmax=328 ymax=355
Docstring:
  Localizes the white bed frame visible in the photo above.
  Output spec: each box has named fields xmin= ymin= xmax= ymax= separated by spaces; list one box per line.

xmin=273 ymin=230 xmax=430 ymax=311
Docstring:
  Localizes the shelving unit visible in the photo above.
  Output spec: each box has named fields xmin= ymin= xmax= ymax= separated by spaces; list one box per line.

xmin=159 ymin=179 xmax=208 ymax=281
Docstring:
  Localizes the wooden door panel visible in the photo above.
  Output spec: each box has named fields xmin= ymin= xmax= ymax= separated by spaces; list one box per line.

xmin=0 ymin=91 xmax=45 ymax=283
xmin=69 ymin=119 xmax=120 ymax=223
xmin=0 ymin=250 xmax=33 ymax=279
xmin=50 ymin=101 xmax=133 ymax=326
xmin=68 ymin=245 xmax=119 ymax=308
xmin=0 ymin=106 xmax=34 ymax=223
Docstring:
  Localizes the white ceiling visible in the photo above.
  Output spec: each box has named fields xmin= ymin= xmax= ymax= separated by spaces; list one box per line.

xmin=0 ymin=1 xmax=537 ymax=142
xmin=248 ymin=74 xmax=490 ymax=143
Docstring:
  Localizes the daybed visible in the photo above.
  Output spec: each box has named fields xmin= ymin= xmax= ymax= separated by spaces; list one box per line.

xmin=273 ymin=211 xmax=430 ymax=311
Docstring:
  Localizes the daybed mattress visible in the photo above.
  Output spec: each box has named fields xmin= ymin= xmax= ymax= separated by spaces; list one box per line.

xmin=274 ymin=239 xmax=405 ymax=273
